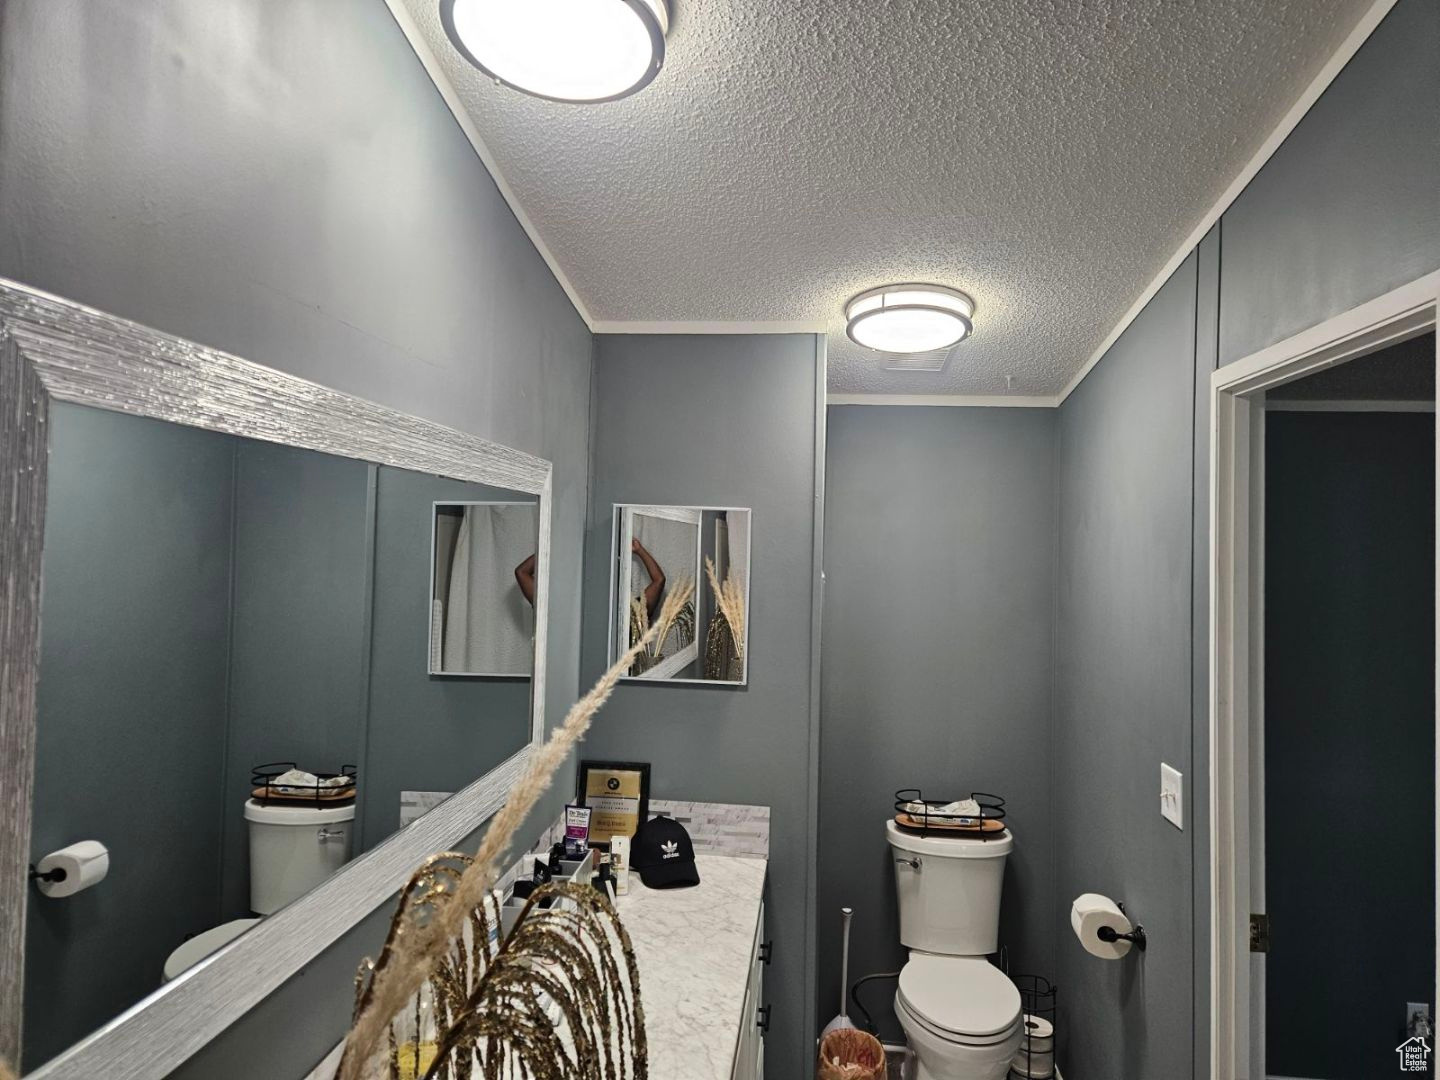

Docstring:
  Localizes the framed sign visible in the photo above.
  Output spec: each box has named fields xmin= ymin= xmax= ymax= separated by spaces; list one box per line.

xmin=575 ymin=760 xmax=651 ymax=842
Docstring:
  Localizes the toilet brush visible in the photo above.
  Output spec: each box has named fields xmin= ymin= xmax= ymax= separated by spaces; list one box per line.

xmin=821 ymin=907 xmax=857 ymax=1036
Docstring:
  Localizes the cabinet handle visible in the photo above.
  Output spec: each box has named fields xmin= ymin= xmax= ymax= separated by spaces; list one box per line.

xmin=759 ymin=940 xmax=773 ymax=965
xmin=756 ymin=1004 xmax=771 ymax=1034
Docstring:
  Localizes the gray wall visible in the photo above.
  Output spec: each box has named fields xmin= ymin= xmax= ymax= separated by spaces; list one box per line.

xmin=361 ymin=469 xmax=534 ymax=847
xmin=1054 ymin=254 xmax=1199 ymax=1079
xmin=221 ymin=442 xmax=373 ymax=916
xmin=818 ymin=405 xmax=1057 ymax=1042
xmin=1264 ymin=410 xmax=1435 ymax=1079
xmin=27 ymin=405 xmax=237 ymax=1071
xmin=0 ymin=1 xmax=593 ymax=1073
xmin=583 ymin=333 xmax=825 ymax=1080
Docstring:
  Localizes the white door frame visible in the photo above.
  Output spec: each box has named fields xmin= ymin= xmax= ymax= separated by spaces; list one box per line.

xmin=1210 ymin=270 xmax=1440 ymax=1078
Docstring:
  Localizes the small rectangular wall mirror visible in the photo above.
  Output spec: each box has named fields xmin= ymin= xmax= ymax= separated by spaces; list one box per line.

xmin=429 ymin=500 xmax=540 ymax=676
xmin=608 ymin=505 xmax=751 ymax=684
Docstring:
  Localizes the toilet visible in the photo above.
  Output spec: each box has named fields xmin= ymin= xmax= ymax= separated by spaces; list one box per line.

xmin=887 ymin=818 xmax=1023 ymax=1080
xmin=162 ymin=798 xmax=354 ymax=981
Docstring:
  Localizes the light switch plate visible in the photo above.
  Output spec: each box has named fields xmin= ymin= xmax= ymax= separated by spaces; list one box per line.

xmin=1407 ymin=1002 xmax=1431 ymax=1038
xmin=1161 ymin=763 xmax=1183 ymax=829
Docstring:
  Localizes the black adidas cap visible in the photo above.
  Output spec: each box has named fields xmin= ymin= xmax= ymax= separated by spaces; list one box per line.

xmin=630 ymin=815 xmax=700 ymax=889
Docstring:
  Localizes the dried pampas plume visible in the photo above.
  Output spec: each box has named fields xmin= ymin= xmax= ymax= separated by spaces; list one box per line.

xmin=0 ymin=1055 xmax=15 ymax=1080
xmin=704 ymin=557 xmax=746 ymax=655
xmin=335 ymin=579 xmax=695 ymax=1080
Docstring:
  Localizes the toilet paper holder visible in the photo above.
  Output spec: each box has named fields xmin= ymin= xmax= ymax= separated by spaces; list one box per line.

xmin=1096 ymin=902 xmax=1147 ymax=952
xmin=28 ymin=864 xmax=66 ymax=885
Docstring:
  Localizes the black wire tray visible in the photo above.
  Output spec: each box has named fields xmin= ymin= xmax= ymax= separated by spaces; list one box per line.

xmin=251 ymin=762 xmax=357 ymax=805
xmin=893 ymin=788 xmax=1007 ymax=838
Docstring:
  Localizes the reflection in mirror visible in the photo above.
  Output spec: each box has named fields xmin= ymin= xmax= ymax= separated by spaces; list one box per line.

xmin=429 ymin=502 xmax=540 ymax=676
xmin=23 ymin=404 xmax=538 ymax=1072
xmin=609 ymin=505 xmax=751 ymax=684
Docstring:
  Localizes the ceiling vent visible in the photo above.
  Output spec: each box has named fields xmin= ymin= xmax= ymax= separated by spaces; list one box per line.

xmin=881 ymin=353 xmax=949 ymax=373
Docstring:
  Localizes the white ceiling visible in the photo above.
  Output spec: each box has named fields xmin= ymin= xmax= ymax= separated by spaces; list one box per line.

xmin=395 ymin=0 xmax=1375 ymax=397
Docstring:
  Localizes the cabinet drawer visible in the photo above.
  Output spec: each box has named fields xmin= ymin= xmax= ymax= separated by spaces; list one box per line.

xmin=731 ymin=977 xmax=757 ymax=1080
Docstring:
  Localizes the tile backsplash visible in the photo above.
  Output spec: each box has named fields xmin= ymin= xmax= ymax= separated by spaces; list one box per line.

xmin=397 ymin=793 xmax=769 ymax=899
xmin=398 ymin=790 xmax=452 ymax=828
xmin=646 ymin=800 xmax=769 ymax=859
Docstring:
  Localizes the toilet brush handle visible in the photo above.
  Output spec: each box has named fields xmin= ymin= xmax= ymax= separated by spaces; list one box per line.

xmin=839 ymin=908 xmax=853 ymax=1016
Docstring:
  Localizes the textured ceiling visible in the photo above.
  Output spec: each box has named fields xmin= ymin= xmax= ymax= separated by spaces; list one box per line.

xmin=397 ymin=0 xmax=1373 ymax=396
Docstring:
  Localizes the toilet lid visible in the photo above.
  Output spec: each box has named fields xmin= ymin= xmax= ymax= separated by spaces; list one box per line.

xmin=897 ymin=954 xmax=1022 ymax=1039
xmin=162 ymin=917 xmax=262 ymax=981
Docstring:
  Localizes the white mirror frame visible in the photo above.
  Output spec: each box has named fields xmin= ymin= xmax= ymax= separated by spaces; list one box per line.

xmin=0 ymin=279 xmax=551 ymax=1077
xmin=606 ymin=504 xmax=752 ymax=686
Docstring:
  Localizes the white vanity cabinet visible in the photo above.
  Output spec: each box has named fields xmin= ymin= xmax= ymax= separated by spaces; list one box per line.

xmin=731 ymin=900 xmax=768 ymax=1080
xmin=612 ymin=853 xmax=768 ymax=1080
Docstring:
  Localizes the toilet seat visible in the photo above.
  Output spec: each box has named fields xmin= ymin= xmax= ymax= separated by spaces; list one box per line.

xmin=162 ymin=917 xmax=262 ymax=982
xmin=896 ymin=954 xmax=1022 ymax=1045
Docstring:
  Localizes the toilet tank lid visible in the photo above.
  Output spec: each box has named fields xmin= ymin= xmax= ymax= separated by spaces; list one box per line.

xmin=886 ymin=818 xmax=1013 ymax=857
xmin=244 ymin=798 xmax=355 ymax=825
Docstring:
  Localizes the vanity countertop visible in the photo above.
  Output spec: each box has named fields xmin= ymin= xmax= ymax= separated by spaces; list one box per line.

xmin=615 ymin=853 xmax=768 ymax=1080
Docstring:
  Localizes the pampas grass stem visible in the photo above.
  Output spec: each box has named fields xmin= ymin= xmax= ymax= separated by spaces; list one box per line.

xmin=647 ymin=575 xmax=692 ymax=657
xmin=704 ymin=557 xmax=746 ymax=656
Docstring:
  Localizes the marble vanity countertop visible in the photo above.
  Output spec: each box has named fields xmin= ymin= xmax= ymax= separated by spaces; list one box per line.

xmin=615 ymin=854 xmax=768 ymax=1080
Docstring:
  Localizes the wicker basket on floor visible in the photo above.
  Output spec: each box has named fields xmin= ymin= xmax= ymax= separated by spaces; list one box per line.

xmin=817 ymin=1028 xmax=886 ymax=1080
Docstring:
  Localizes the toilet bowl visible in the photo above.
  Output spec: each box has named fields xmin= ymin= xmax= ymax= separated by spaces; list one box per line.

xmin=894 ymin=953 xmax=1023 ymax=1080
xmin=887 ymin=817 xmax=1022 ymax=1080
xmin=162 ymin=918 xmax=262 ymax=982
xmin=162 ymin=798 xmax=354 ymax=980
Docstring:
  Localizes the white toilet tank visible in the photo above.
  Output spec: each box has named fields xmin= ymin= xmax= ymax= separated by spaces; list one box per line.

xmin=887 ymin=818 xmax=1012 ymax=955
xmin=244 ymin=798 xmax=354 ymax=915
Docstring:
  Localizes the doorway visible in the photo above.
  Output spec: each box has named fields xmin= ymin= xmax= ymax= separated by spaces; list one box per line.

xmin=1209 ymin=271 xmax=1440 ymax=1079
xmin=1262 ymin=339 xmax=1435 ymax=1078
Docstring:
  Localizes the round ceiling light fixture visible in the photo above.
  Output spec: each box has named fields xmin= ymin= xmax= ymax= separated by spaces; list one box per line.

xmin=440 ymin=0 xmax=669 ymax=104
xmin=844 ymin=284 xmax=976 ymax=354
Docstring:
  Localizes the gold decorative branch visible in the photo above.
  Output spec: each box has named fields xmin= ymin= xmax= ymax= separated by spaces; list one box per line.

xmin=335 ymin=580 xmax=694 ymax=1080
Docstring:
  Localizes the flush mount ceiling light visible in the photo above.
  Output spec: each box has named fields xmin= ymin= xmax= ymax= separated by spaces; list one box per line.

xmin=440 ymin=0 xmax=669 ymax=104
xmin=844 ymin=284 xmax=975 ymax=354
